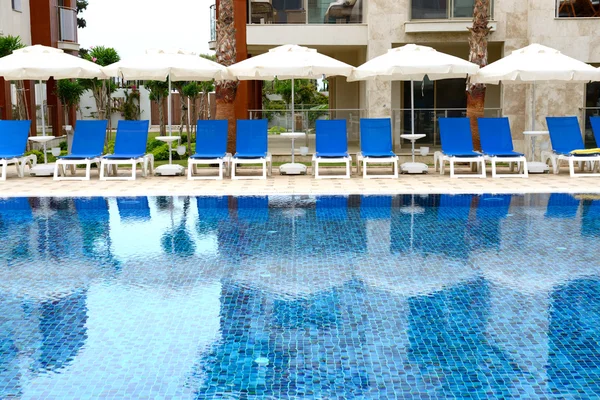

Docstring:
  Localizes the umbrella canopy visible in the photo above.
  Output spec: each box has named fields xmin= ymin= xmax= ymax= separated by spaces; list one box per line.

xmin=102 ymin=48 xmax=229 ymax=81
xmin=471 ymin=43 xmax=600 ymax=84
xmin=0 ymin=44 xmax=105 ymax=80
xmin=227 ymin=44 xmax=354 ymax=80
xmin=349 ymin=44 xmax=479 ymax=82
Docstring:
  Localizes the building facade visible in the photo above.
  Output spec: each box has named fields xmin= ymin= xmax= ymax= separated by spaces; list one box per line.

xmin=211 ymin=0 xmax=600 ymax=153
xmin=0 ymin=0 xmax=80 ymax=134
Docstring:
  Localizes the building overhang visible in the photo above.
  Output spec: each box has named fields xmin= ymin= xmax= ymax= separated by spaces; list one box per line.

xmin=246 ymin=24 xmax=368 ymax=47
xmin=57 ymin=41 xmax=80 ymax=52
xmin=404 ymin=20 xmax=497 ymax=34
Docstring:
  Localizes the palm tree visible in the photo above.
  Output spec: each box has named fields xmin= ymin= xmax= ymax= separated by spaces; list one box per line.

xmin=215 ymin=0 xmax=239 ymax=154
xmin=466 ymin=0 xmax=492 ymax=151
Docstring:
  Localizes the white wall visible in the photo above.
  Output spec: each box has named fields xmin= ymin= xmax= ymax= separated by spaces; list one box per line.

xmin=0 ymin=0 xmax=32 ymax=45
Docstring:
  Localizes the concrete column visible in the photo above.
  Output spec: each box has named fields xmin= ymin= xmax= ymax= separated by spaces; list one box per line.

xmin=365 ymin=0 xmax=392 ymax=118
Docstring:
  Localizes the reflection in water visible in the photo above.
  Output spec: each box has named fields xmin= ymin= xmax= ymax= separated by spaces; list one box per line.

xmin=0 ymin=194 xmax=598 ymax=398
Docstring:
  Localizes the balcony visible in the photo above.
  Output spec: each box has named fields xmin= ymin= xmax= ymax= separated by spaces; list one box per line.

xmin=406 ymin=0 xmax=496 ymax=33
xmin=556 ymin=0 xmax=600 ymax=17
xmin=246 ymin=0 xmax=367 ymax=46
xmin=248 ymin=0 xmax=363 ymax=25
xmin=57 ymin=6 xmax=79 ymax=51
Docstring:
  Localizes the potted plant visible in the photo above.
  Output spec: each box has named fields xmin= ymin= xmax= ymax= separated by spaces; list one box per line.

xmin=56 ymin=79 xmax=85 ymax=152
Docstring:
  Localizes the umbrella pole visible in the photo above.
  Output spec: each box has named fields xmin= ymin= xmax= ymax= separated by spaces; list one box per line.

xmin=531 ymin=82 xmax=536 ymax=131
xmin=168 ymin=75 xmax=173 ymax=165
xmin=291 ymin=77 xmax=295 ymax=163
xmin=39 ymin=80 xmax=48 ymax=164
xmin=411 ymin=80 xmax=415 ymax=163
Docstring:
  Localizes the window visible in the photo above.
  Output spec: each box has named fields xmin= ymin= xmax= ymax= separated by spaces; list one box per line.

xmin=584 ymin=77 xmax=600 ymax=148
xmin=411 ymin=0 xmax=493 ymax=20
xmin=556 ymin=0 xmax=600 ymax=18
xmin=12 ymin=0 xmax=22 ymax=12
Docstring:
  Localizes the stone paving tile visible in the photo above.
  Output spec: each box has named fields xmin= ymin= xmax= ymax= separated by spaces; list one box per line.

xmin=0 ymin=165 xmax=598 ymax=197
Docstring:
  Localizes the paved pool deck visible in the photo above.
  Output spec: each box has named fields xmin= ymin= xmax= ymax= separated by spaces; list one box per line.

xmin=1 ymin=165 xmax=599 ymax=197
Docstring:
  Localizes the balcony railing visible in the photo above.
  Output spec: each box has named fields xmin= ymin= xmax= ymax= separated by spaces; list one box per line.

xmin=392 ymin=108 xmax=503 ymax=148
xmin=58 ymin=6 xmax=77 ymax=42
xmin=248 ymin=0 xmax=363 ymax=25
xmin=411 ymin=0 xmax=493 ymax=20
xmin=556 ymin=0 xmax=600 ymax=18
xmin=249 ymin=108 xmax=366 ymax=154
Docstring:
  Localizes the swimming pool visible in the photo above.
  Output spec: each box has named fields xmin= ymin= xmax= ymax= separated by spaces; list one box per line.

xmin=0 ymin=194 xmax=599 ymax=399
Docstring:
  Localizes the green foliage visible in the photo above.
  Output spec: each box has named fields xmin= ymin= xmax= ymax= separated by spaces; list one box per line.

xmin=77 ymin=0 xmax=88 ymax=29
xmin=119 ymin=86 xmax=141 ymax=120
xmin=59 ymin=141 xmax=68 ymax=151
xmin=83 ymin=46 xmax=120 ymax=67
xmin=145 ymin=81 xmax=169 ymax=102
xmin=0 ymin=35 xmax=25 ymax=58
xmin=105 ymin=139 xmax=115 ymax=154
xmin=268 ymin=126 xmax=286 ymax=135
xmin=146 ymin=139 xmax=164 ymax=152
xmin=56 ymin=80 xmax=85 ymax=108
xmin=25 ymin=150 xmax=62 ymax=164
xmin=261 ymin=99 xmax=287 ymax=121
xmin=151 ymin=144 xmax=185 ymax=161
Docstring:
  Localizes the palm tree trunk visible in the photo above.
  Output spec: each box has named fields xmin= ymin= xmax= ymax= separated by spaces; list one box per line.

xmin=158 ymin=97 xmax=166 ymax=136
xmin=215 ymin=0 xmax=238 ymax=154
xmin=466 ymin=0 xmax=491 ymax=151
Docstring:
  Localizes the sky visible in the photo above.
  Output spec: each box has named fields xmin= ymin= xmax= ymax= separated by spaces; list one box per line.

xmin=78 ymin=0 xmax=213 ymax=59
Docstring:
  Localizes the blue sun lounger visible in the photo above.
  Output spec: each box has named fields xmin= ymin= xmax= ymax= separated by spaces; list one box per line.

xmin=477 ymin=117 xmax=528 ymax=178
xmin=356 ymin=118 xmax=398 ymax=179
xmin=545 ymin=116 xmax=600 ymax=177
xmin=54 ymin=120 xmax=108 ymax=181
xmin=0 ymin=120 xmax=35 ymax=180
xmin=312 ymin=119 xmax=351 ymax=179
xmin=100 ymin=120 xmax=153 ymax=180
xmin=436 ymin=118 xmax=486 ymax=178
xmin=231 ymin=119 xmax=271 ymax=180
xmin=188 ymin=120 xmax=231 ymax=180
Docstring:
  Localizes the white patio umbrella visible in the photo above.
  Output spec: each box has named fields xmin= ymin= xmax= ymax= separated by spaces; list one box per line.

xmin=103 ymin=49 xmax=229 ymax=175
xmin=227 ymin=44 xmax=355 ymax=175
xmin=471 ymin=43 xmax=600 ymax=173
xmin=0 ymin=45 xmax=106 ymax=173
xmin=349 ymin=44 xmax=479 ymax=173
xmin=471 ymin=43 xmax=600 ymax=130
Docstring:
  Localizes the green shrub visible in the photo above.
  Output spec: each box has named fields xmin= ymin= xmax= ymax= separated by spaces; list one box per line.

xmin=25 ymin=149 xmax=59 ymax=164
xmin=59 ymin=141 xmax=68 ymax=151
xmin=268 ymin=126 xmax=286 ymax=135
xmin=147 ymin=139 xmax=164 ymax=152
xmin=151 ymin=144 xmax=170 ymax=161
xmin=105 ymin=139 xmax=115 ymax=154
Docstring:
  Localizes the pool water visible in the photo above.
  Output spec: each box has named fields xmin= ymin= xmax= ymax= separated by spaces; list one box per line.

xmin=0 ymin=194 xmax=599 ymax=399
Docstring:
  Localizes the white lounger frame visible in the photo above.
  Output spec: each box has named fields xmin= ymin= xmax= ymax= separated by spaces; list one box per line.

xmin=231 ymin=153 xmax=272 ymax=180
xmin=433 ymin=151 xmax=486 ymax=178
xmin=54 ymin=157 xmax=102 ymax=181
xmin=484 ymin=155 xmax=528 ymax=178
xmin=541 ymin=150 xmax=600 ymax=177
xmin=312 ymin=155 xmax=352 ymax=179
xmin=187 ymin=153 xmax=232 ymax=180
xmin=356 ymin=152 xmax=399 ymax=179
xmin=0 ymin=155 xmax=36 ymax=181
xmin=99 ymin=154 xmax=154 ymax=181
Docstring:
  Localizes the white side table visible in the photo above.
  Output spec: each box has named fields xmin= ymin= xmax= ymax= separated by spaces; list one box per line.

xmin=523 ymin=130 xmax=550 ymax=173
xmin=154 ymin=136 xmax=185 ymax=176
xmin=400 ymin=134 xmax=428 ymax=174
xmin=279 ymin=132 xmax=307 ymax=175
xmin=28 ymin=136 xmax=56 ymax=176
